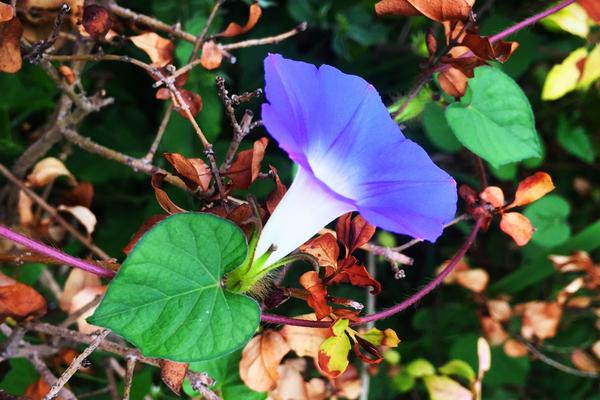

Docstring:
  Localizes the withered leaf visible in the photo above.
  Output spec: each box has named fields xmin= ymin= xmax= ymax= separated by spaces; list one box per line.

xmin=228 ymin=137 xmax=268 ymax=191
xmin=59 ymin=269 xmax=101 ymax=312
xmin=300 ymin=271 xmax=332 ymax=320
xmin=519 ymin=301 xmax=562 ymax=341
xmin=163 ymin=153 xmax=211 ymax=192
xmin=200 ymin=40 xmax=223 ymax=70
xmin=0 ymin=272 xmax=47 ymax=321
xmin=240 ymin=330 xmax=291 ymax=392
xmin=336 ymin=213 xmax=376 ymax=255
xmin=150 ymin=173 xmax=188 ymax=215
xmin=499 ymin=212 xmax=534 ymax=247
xmin=82 ymin=5 xmax=112 ymax=40
xmin=130 ymin=32 xmax=173 ymax=67
xmin=327 ymin=257 xmax=381 ymax=295
xmin=174 ymin=89 xmax=203 ymax=118
xmin=218 ymin=2 xmax=262 ymax=38
xmin=266 ymin=166 xmax=287 ymax=215
xmin=59 ymin=182 xmax=94 ymax=209
xmin=27 ymin=157 xmax=76 ymax=187
xmin=160 ymin=360 xmax=189 ymax=395
xmin=300 ymin=233 xmax=340 ymax=270
xmin=507 ymin=172 xmax=555 ymax=209
xmin=23 ymin=378 xmax=56 ymax=400
xmin=0 ymin=3 xmax=13 ymax=22
xmin=438 ymin=67 xmax=469 ymax=98
xmin=479 ymin=186 xmax=505 ymax=209
xmin=58 ymin=65 xmax=76 ymax=85
xmin=375 ymin=0 xmax=475 ymax=22
xmin=281 ymin=315 xmax=330 ymax=359
xmin=0 ymin=17 xmax=22 ymax=73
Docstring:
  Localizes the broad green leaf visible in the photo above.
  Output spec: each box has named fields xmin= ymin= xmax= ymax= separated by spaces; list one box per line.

xmin=392 ymin=370 xmax=415 ymax=393
xmin=423 ymin=375 xmax=472 ymax=400
xmin=422 ymin=103 xmax=462 ymax=153
xmin=185 ymin=350 xmax=266 ymax=400
xmin=405 ymin=358 xmax=436 ymax=377
xmin=446 ymin=67 xmax=542 ymax=168
xmin=541 ymin=47 xmax=587 ymax=101
xmin=540 ymin=3 xmax=591 ymax=38
xmin=524 ymin=195 xmax=571 ymax=248
xmin=557 ymin=118 xmax=595 ymax=163
xmin=438 ymin=360 xmax=476 ymax=384
xmin=89 ymin=213 xmax=260 ymax=361
xmin=0 ymin=358 xmax=38 ymax=395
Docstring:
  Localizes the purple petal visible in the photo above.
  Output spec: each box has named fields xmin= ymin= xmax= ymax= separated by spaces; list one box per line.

xmin=262 ymin=54 xmax=457 ymax=242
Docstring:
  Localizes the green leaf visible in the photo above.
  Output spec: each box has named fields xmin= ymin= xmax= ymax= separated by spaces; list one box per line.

xmin=446 ymin=67 xmax=542 ymax=168
xmin=557 ymin=118 xmax=595 ymax=163
xmin=422 ymin=103 xmax=462 ymax=152
xmin=89 ymin=213 xmax=260 ymax=361
xmin=185 ymin=350 xmax=266 ymax=400
xmin=390 ymin=86 xmax=432 ymax=123
xmin=524 ymin=195 xmax=571 ymax=248
xmin=405 ymin=358 xmax=436 ymax=377
xmin=392 ymin=370 xmax=415 ymax=393
xmin=438 ymin=360 xmax=476 ymax=384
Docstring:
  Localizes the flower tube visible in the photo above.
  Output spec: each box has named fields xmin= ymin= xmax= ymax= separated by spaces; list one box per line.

xmin=230 ymin=54 xmax=457 ymax=291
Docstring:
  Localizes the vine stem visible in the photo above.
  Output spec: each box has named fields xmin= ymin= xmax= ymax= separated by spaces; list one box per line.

xmin=261 ymin=217 xmax=484 ymax=328
xmin=0 ymin=224 xmax=115 ymax=278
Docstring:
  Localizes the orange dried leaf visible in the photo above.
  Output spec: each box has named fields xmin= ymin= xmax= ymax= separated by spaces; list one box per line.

xmin=438 ymin=67 xmax=468 ymax=98
xmin=480 ymin=186 xmax=505 ymax=208
xmin=487 ymin=299 xmax=512 ymax=322
xmin=0 ymin=272 xmax=47 ymax=321
xmin=24 ymin=378 xmax=53 ymax=400
xmin=520 ymin=301 xmax=562 ymax=341
xmin=219 ymin=2 xmax=262 ymax=38
xmin=0 ymin=17 xmax=22 ymax=73
xmin=240 ymin=330 xmax=291 ymax=392
xmin=376 ymin=0 xmax=475 ymax=22
xmin=571 ymin=349 xmax=600 ymax=372
xmin=160 ymin=360 xmax=189 ymax=395
xmin=455 ymin=268 xmax=489 ymax=293
xmin=507 ymin=172 xmax=555 ymax=208
xmin=499 ymin=212 xmax=534 ymax=247
xmin=300 ymin=233 xmax=340 ymax=270
xmin=327 ymin=257 xmax=381 ymax=295
xmin=300 ymin=271 xmax=331 ymax=320
xmin=336 ymin=213 xmax=376 ymax=255
xmin=200 ymin=40 xmax=223 ymax=70
xmin=151 ymin=173 xmax=188 ymax=215
xmin=480 ymin=316 xmax=508 ymax=345
xmin=82 ymin=5 xmax=112 ymax=40
xmin=0 ymin=3 xmax=13 ymax=22
xmin=503 ymin=339 xmax=528 ymax=358
xmin=58 ymin=65 xmax=76 ymax=85
xmin=228 ymin=137 xmax=268 ymax=191
xmin=163 ymin=153 xmax=211 ymax=192
xmin=130 ymin=32 xmax=173 ymax=67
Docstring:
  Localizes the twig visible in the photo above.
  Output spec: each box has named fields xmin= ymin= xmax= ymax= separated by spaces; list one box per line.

xmin=23 ymin=4 xmax=70 ymax=64
xmin=142 ymin=102 xmax=173 ymax=163
xmin=45 ymin=329 xmax=111 ymax=400
xmin=363 ymin=242 xmax=413 ymax=267
xmin=27 ymin=353 xmax=77 ymax=400
xmin=0 ymin=163 xmax=111 ymax=261
xmin=61 ymin=129 xmax=193 ymax=194
xmin=104 ymin=361 xmax=120 ymax=400
xmin=519 ymin=339 xmax=600 ymax=378
xmin=359 ymin=252 xmax=376 ymax=400
xmin=0 ymin=224 xmax=115 ymax=278
xmin=60 ymin=295 xmax=102 ymax=328
xmin=393 ymin=213 xmax=468 ymax=252
xmin=222 ymin=23 xmax=307 ymax=51
xmin=122 ymin=356 xmax=136 ymax=400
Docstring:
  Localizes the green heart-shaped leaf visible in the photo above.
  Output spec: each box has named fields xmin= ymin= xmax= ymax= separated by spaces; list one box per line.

xmin=89 ymin=213 xmax=260 ymax=361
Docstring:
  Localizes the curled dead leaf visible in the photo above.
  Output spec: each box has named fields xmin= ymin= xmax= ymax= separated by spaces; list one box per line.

xmin=200 ymin=40 xmax=223 ymax=70
xmin=507 ymin=172 xmax=555 ymax=209
xmin=300 ymin=271 xmax=332 ymax=320
xmin=60 ymin=269 xmax=101 ymax=312
xmin=151 ymin=173 xmax=188 ymax=215
xmin=82 ymin=4 xmax=112 ymax=40
xmin=0 ymin=17 xmax=23 ymax=73
xmin=18 ymin=190 xmax=34 ymax=226
xmin=174 ymin=89 xmax=203 ymax=118
xmin=130 ymin=32 xmax=173 ymax=67
xmin=69 ymin=286 xmax=106 ymax=334
xmin=228 ymin=137 xmax=268 ymax=191
xmin=218 ymin=2 xmax=262 ymax=37
xmin=438 ymin=67 xmax=468 ymax=98
xmin=300 ymin=233 xmax=340 ymax=270
xmin=163 ymin=153 xmax=211 ymax=192
xmin=58 ymin=65 xmax=76 ymax=85
xmin=487 ymin=299 xmax=511 ymax=322
xmin=58 ymin=205 xmax=97 ymax=235
xmin=240 ymin=330 xmax=291 ymax=392
xmin=520 ymin=301 xmax=562 ymax=341
xmin=28 ymin=157 xmax=76 ymax=187
xmin=336 ymin=213 xmax=376 ymax=255
xmin=281 ymin=315 xmax=331 ymax=359
xmin=375 ymin=0 xmax=475 ymax=22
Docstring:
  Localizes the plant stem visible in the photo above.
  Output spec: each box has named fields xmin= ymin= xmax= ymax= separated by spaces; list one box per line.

xmin=0 ymin=224 xmax=115 ymax=278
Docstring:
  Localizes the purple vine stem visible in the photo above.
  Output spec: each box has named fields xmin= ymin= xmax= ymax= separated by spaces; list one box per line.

xmin=489 ymin=0 xmax=576 ymax=44
xmin=261 ymin=218 xmax=484 ymax=328
xmin=0 ymin=224 xmax=115 ymax=278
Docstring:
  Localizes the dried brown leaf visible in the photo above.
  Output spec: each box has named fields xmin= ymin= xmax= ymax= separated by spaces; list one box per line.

xmin=480 ymin=186 xmax=505 ymax=208
xmin=130 ymin=32 xmax=173 ymax=67
xmin=200 ymin=40 xmax=223 ymax=70
xmin=57 ymin=205 xmax=97 ymax=235
xmin=123 ymin=215 xmax=168 ymax=255
xmin=160 ymin=360 xmax=189 ymax=395
xmin=571 ymin=349 xmax=600 ymax=372
xmin=266 ymin=166 xmax=287 ymax=215
xmin=281 ymin=315 xmax=330 ymax=359
xmin=60 ymin=269 xmax=101 ymax=312
xmin=300 ymin=233 xmax=340 ymax=270
xmin=27 ymin=157 xmax=76 ymax=187
xmin=0 ymin=272 xmax=47 ymax=321
xmin=375 ymin=0 xmax=475 ymax=22
xmin=507 ymin=172 xmax=555 ymax=209
xmin=438 ymin=67 xmax=468 ymax=98
xmin=0 ymin=3 xmax=13 ymax=22
xmin=219 ymin=2 xmax=262 ymax=38
xmin=228 ymin=137 xmax=268 ymax=191
xmin=82 ymin=5 xmax=112 ymax=40
xmin=240 ymin=330 xmax=291 ymax=392
xmin=499 ymin=212 xmax=534 ymax=247
xmin=58 ymin=65 xmax=76 ymax=85
xmin=503 ymin=339 xmax=528 ymax=358
xmin=0 ymin=17 xmax=23 ymax=73
xmin=70 ymin=286 xmax=105 ymax=334
xmin=163 ymin=153 xmax=211 ymax=191
xmin=520 ymin=301 xmax=562 ymax=341
xmin=151 ymin=173 xmax=188 ymax=215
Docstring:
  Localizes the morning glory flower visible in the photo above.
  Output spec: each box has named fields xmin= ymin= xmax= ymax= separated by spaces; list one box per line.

xmin=255 ymin=54 xmax=457 ymax=266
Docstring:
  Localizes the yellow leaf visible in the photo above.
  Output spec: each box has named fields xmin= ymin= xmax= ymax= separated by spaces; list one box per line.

xmin=578 ymin=44 xmax=600 ymax=88
xmin=317 ymin=334 xmax=351 ymax=378
xmin=541 ymin=3 xmax=591 ymax=38
xmin=541 ymin=47 xmax=587 ymax=101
